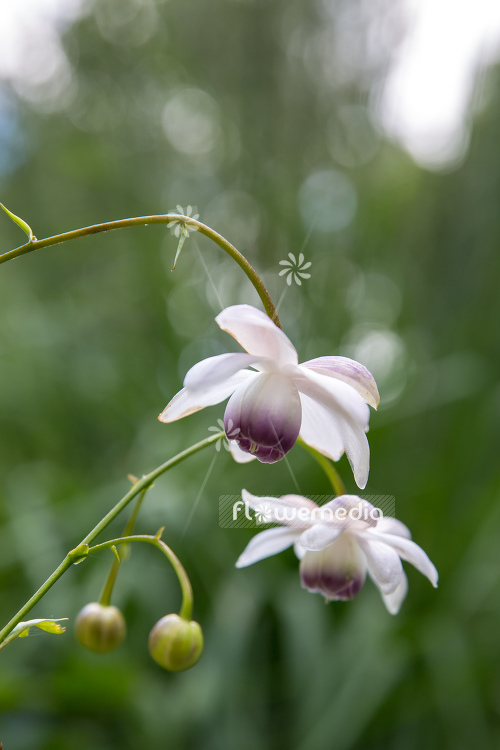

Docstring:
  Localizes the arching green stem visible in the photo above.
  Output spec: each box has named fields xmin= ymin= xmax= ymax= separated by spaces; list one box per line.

xmin=0 ymin=431 xmax=224 ymax=646
xmin=91 ymin=534 xmax=193 ymax=621
xmin=99 ymin=487 xmax=148 ymax=607
xmin=0 ymin=214 xmax=281 ymax=327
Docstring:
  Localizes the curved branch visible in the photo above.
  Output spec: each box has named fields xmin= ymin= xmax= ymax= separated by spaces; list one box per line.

xmin=0 ymin=214 xmax=281 ymax=327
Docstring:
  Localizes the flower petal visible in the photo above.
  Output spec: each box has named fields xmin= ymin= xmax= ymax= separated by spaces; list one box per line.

xmin=301 ymin=356 xmax=380 ymax=409
xmin=300 ymin=535 xmax=366 ymax=601
xmin=298 ymin=392 xmax=345 ymax=461
xmin=184 ymin=352 xmax=266 ymax=391
xmin=298 ymin=523 xmax=344 ymax=551
xmin=225 ymin=373 xmax=302 ymax=463
xmin=375 ymin=517 xmax=411 ymax=539
xmin=356 ymin=535 xmax=403 ymax=595
xmin=159 ymin=371 xmax=254 ymax=422
xmin=228 ymin=441 xmax=257 ymax=464
xmin=241 ymin=489 xmax=319 ymax=528
xmin=236 ymin=527 xmax=300 ymax=568
xmin=215 ymin=304 xmax=298 ymax=366
xmin=367 ymin=530 xmax=438 ymax=588
xmin=294 ymin=540 xmax=307 ymax=560
xmin=319 ymin=495 xmax=379 ymax=531
xmin=380 ymin=571 xmax=408 ymax=614
xmin=295 ymin=368 xmax=370 ymax=489
xmin=295 ymin=366 xmax=370 ymax=428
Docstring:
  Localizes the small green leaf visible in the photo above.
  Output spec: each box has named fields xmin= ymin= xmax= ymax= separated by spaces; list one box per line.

xmin=35 ymin=619 xmax=68 ymax=634
xmin=0 ymin=203 xmax=35 ymax=242
xmin=13 ymin=618 xmax=68 ymax=639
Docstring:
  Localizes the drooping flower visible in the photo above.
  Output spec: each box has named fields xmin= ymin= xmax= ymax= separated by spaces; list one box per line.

xmin=159 ymin=304 xmax=379 ymax=488
xmin=236 ymin=491 xmax=438 ymax=614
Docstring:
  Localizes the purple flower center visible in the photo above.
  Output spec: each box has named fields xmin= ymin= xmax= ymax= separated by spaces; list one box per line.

xmin=299 ymin=537 xmax=366 ymax=601
xmin=224 ymin=372 xmax=302 ymax=463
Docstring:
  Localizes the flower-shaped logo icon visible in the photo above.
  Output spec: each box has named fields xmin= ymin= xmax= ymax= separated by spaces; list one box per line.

xmin=278 ymin=253 xmax=312 ymax=286
xmin=167 ymin=205 xmax=200 ymax=237
xmin=225 ymin=418 xmax=241 ymax=442
xmin=254 ymin=503 xmax=273 ymax=524
xmin=208 ymin=418 xmax=240 ymax=451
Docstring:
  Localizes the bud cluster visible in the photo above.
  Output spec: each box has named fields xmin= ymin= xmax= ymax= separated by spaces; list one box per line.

xmin=75 ymin=604 xmax=203 ymax=672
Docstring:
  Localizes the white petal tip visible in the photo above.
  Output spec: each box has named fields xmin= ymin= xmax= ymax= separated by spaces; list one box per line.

xmin=354 ymin=474 xmax=368 ymax=491
xmin=158 ymin=401 xmax=197 ymax=422
xmin=424 ymin=563 xmax=439 ymax=588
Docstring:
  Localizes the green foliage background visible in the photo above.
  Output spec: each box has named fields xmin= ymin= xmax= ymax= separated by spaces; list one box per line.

xmin=0 ymin=1 xmax=499 ymax=748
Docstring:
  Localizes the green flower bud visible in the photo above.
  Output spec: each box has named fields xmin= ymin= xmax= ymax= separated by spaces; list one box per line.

xmin=148 ymin=614 xmax=203 ymax=672
xmin=74 ymin=603 xmax=126 ymax=654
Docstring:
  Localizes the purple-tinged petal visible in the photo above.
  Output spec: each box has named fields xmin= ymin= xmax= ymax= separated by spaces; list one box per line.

xmin=236 ymin=527 xmax=300 ymax=568
xmin=319 ymin=495 xmax=380 ymax=532
xmin=380 ymin=572 xmax=408 ymax=615
xmin=184 ymin=352 xmax=267 ymax=391
xmin=159 ymin=371 xmax=253 ymax=423
xmin=356 ymin=535 xmax=403 ymax=595
xmin=300 ymin=535 xmax=366 ymax=601
xmin=241 ymin=490 xmax=319 ymax=528
xmin=215 ymin=304 xmax=298 ymax=366
xmin=295 ymin=370 xmax=370 ymax=489
xmin=366 ymin=530 xmax=438 ymax=588
xmin=301 ymin=356 xmax=380 ymax=409
xmin=294 ymin=366 xmax=370 ymax=428
xmin=224 ymin=372 xmax=302 ymax=463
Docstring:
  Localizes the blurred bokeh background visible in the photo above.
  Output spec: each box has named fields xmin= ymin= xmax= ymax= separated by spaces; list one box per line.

xmin=1 ymin=0 xmax=500 ymax=747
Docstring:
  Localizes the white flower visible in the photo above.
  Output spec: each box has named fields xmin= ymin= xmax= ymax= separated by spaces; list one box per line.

xmin=159 ymin=304 xmax=379 ymax=488
xmin=236 ymin=491 xmax=438 ymax=614
xmin=279 ymin=252 xmax=312 ymax=286
xmin=167 ymin=205 xmax=199 ymax=237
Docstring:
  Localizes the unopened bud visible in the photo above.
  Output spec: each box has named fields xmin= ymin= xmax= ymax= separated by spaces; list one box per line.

xmin=75 ymin=603 xmax=126 ymax=654
xmin=148 ymin=614 xmax=203 ymax=672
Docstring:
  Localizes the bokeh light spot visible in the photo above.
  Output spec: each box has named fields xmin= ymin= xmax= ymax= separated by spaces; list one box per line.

xmin=299 ymin=169 xmax=357 ymax=233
